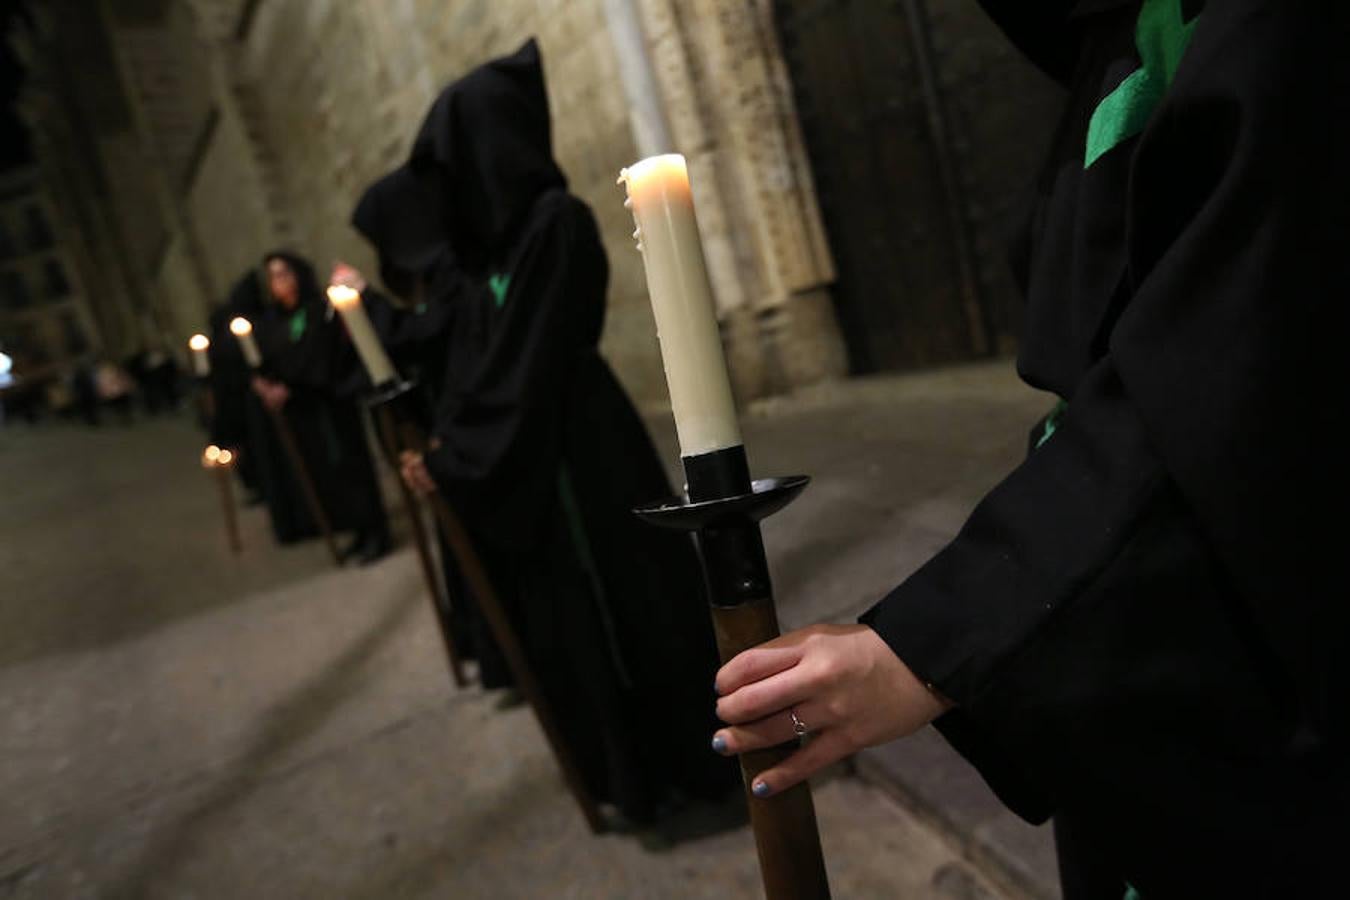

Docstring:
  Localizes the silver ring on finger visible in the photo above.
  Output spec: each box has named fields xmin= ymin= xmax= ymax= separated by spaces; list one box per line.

xmin=789 ymin=706 xmax=810 ymax=738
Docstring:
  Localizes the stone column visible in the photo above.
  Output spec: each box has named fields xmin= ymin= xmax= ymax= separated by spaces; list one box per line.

xmin=634 ymin=0 xmax=846 ymax=399
xmin=603 ymin=0 xmax=675 ymax=158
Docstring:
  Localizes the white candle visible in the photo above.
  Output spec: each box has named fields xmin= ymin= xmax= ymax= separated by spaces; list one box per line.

xmin=188 ymin=333 xmax=211 ymax=376
xmin=229 ymin=317 xmax=262 ymax=369
xmin=327 ymin=285 xmax=398 ymax=386
xmin=619 ymin=154 xmax=742 ymax=457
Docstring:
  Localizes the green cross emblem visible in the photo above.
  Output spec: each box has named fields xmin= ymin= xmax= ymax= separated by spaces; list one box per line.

xmin=487 ymin=272 xmax=511 ymax=308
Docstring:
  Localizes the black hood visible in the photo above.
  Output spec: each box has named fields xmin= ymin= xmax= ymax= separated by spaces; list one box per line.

xmin=218 ymin=267 xmax=265 ymax=324
xmin=351 ymin=165 xmax=447 ymax=300
xmin=408 ymin=38 xmax=565 ymax=271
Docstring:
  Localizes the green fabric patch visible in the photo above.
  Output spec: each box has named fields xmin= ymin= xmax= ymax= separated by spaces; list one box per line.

xmin=1084 ymin=0 xmax=1199 ymax=169
xmin=288 ymin=307 xmax=308 ymax=342
xmin=487 ymin=272 xmax=511 ymax=308
xmin=1036 ymin=399 xmax=1068 ymax=449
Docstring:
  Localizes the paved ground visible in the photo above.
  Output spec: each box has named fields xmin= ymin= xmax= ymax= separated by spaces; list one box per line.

xmin=0 ymin=359 xmax=1057 ymax=899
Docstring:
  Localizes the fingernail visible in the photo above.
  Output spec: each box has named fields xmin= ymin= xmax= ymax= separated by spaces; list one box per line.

xmin=711 ymin=734 xmax=728 ymax=754
xmin=752 ymin=780 xmax=772 ymax=798
xmin=713 ymin=680 xmax=720 ymax=696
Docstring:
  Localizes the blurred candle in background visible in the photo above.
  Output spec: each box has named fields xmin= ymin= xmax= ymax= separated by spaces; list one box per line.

xmin=229 ymin=317 xmax=262 ymax=369
xmin=188 ymin=333 xmax=211 ymax=377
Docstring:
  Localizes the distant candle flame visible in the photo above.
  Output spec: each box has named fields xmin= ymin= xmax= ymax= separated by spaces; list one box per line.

xmin=327 ymin=284 xmax=360 ymax=307
xmin=203 ymin=445 xmax=222 ymax=467
xmin=229 ymin=317 xmax=252 ymax=336
xmin=217 ymin=449 xmax=234 ymax=466
xmin=189 ymin=334 xmax=210 ymax=351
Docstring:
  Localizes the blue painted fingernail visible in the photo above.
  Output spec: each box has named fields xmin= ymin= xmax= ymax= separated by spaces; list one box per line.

xmin=711 ymin=734 xmax=728 ymax=754
xmin=752 ymin=780 xmax=772 ymax=798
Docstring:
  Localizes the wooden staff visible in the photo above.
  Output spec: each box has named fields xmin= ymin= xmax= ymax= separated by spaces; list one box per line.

xmin=385 ymin=405 xmax=605 ymax=834
xmin=638 ymin=455 xmax=829 ymax=900
xmin=216 ymin=453 xmax=242 ymax=554
xmin=267 ymin=406 xmax=342 ymax=566
xmin=371 ymin=403 xmax=469 ymax=689
xmin=202 ymin=445 xmax=242 ymax=554
xmin=710 ymin=593 xmax=828 ymax=899
xmin=231 ymin=315 xmax=341 ymax=566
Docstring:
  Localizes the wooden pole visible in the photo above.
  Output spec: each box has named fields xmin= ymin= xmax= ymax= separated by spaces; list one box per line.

xmin=642 ymin=447 xmax=830 ymax=899
xmin=391 ymin=415 xmax=606 ymax=835
xmin=372 ymin=405 xmax=469 ymax=689
xmin=267 ymin=407 xmax=342 ymax=566
xmin=214 ymin=462 xmax=242 ymax=555
xmin=708 ymin=594 xmax=829 ymax=899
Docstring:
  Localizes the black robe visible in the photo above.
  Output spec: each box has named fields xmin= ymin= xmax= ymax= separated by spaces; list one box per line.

xmin=354 ymin=40 xmax=738 ymax=821
xmin=354 ymin=171 xmax=500 ymax=678
xmin=863 ymin=2 xmax=1348 ymax=896
xmin=246 ymin=253 xmax=389 ymax=546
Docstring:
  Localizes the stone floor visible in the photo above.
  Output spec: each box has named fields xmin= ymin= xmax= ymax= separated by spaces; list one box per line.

xmin=0 ymin=359 xmax=1058 ymax=899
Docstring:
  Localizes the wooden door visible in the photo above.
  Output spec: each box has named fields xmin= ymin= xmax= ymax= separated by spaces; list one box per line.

xmin=773 ymin=0 xmax=1063 ymax=372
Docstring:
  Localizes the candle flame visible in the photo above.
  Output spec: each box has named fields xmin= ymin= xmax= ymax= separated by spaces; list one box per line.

xmin=621 ymin=154 xmax=690 ymax=195
xmin=327 ymin=284 xmax=360 ymax=307
xmin=217 ymin=449 xmax=234 ymax=466
xmin=619 ymin=154 xmax=691 ymax=253
xmin=188 ymin=333 xmax=210 ymax=351
xmin=229 ymin=317 xmax=253 ymax=336
xmin=203 ymin=444 xmax=222 ymax=466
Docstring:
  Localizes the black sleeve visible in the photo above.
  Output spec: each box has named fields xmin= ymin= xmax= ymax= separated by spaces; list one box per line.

xmin=862 ymin=359 xmax=1163 ymax=705
xmin=864 ymin=0 xmax=1348 ymax=816
xmin=424 ymin=195 xmax=606 ymax=536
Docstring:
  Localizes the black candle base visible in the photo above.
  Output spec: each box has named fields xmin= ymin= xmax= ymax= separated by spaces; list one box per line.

xmin=635 ymin=447 xmax=830 ymax=897
xmin=364 ymin=379 xmax=431 ymax=467
xmin=634 ymin=475 xmax=809 ymax=531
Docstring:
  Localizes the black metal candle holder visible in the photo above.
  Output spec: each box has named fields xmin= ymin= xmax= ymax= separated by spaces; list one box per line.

xmin=636 ymin=445 xmax=830 ymax=900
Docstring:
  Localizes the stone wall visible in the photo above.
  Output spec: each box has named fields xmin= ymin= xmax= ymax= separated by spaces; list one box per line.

xmin=185 ymin=97 xmax=279 ymax=302
xmin=21 ymin=0 xmax=852 ymax=404
xmin=153 ymin=235 xmax=208 ymax=340
xmin=223 ymin=0 xmax=664 ymax=402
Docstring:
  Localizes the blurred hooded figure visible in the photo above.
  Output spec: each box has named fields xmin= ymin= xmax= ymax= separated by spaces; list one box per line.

xmin=352 ymin=39 xmax=738 ymax=824
xmin=241 ymin=252 xmax=391 ymax=561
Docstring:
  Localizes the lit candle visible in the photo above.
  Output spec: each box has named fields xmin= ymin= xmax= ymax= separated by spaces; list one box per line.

xmin=188 ymin=333 xmax=211 ymax=376
xmin=217 ymin=448 xmax=234 ymax=466
xmin=619 ymin=154 xmax=742 ymax=458
xmin=203 ymin=444 xmax=222 ymax=467
xmin=229 ymin=317 xmax=262 ymax=369
xmin=619 ymin=157 xmax=831 ymax=897
xmin=327 ymin=285 xmax=398 ymax=386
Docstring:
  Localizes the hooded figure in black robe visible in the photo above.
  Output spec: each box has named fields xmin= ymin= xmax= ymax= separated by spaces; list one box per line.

xmin=859 ymin=1 xmax=1348 ymax=896
xmin=244 ymin=252 xmax=391 ymax=560
xmin=352 ymin=39 xmax=739 ymax=823
xmin=352 ymin=168 xmax=492 ymax=677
